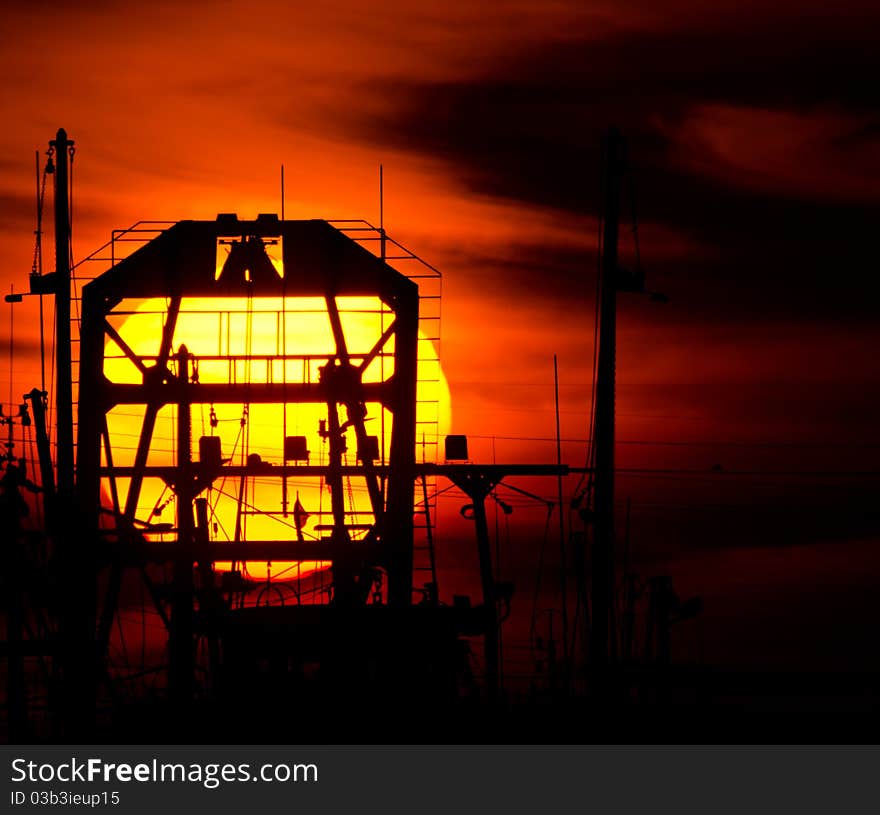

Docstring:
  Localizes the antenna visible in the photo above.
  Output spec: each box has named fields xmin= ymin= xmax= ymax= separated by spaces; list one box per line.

xmin=379 ymin=164 xmax=386 ymax=261
xmin=280 ymin=164 xmax=285 ymax=221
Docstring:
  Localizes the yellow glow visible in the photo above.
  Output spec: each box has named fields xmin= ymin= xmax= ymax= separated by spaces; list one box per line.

xmin=102 ymin=296 xmax=451 ymax=582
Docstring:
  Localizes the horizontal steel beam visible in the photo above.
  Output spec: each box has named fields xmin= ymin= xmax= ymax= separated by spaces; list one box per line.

xmin=99 ymin=463 xmax=576 ymax=479
xmin=101 ymin=380 xmax=390 ymax=407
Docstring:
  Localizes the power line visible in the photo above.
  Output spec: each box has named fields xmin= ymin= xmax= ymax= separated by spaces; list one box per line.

xmin=466 ymin=433 xmax=880 ymax=449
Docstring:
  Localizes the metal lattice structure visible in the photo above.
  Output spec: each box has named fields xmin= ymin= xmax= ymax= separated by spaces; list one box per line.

xmin=77 ymin=215 xmax=434 ymax=702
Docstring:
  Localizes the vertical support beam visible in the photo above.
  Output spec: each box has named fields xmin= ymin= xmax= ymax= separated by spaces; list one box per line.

xmin=169 ymin=346 xmax=195 ymax=705
xmin=74 ymin=287 xmax=103 ymax=522
xmin=471 ymin=489 xmax=500 ymax=700
xmin=384 ymin=284 xmax=418 ymax=608
xmin=590 ymin=127 xmax=624 ymax=684
xmin=75 ymin=286 xmax=105 ymax=737
xmin=124 ymin=296 xmax=181 ymax=523
xmin=447 ymin=471 xmax=502 ymax=700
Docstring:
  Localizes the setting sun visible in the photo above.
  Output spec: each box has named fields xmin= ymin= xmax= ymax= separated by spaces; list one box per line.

xmin=101 ymin=294 xmax=451 ymax=581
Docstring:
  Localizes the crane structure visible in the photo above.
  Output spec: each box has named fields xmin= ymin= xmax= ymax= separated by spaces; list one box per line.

xmin=73 ymin=214 xmax=461 ymax=715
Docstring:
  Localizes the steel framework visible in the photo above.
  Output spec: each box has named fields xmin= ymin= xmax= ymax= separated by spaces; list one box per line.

xmin=77 ymin=215 xmax=425 ymax=703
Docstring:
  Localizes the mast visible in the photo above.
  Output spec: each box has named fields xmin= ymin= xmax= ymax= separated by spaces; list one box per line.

xmin=51 ymin=128 xmax=75 ymax=500
xmin=48 ymin=127 xmax=95 ymax=737
xmin=590 ymin=127 xmax=625 ymax=684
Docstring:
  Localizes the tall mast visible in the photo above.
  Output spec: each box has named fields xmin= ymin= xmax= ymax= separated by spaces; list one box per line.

xmin=590 ymin=127 xmax=625 ymax=683
xmin=51 ymin=128 xmax=74 ymax=498
xmin=48 ymin=128 xmax=94 ymax=737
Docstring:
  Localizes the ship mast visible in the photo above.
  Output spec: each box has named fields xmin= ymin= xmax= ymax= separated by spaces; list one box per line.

xmin=590 ymin=128 xmax=624 ymax=684
xmin=33 ymin=128 xmax=96 ymax=736
xmin=51 ymin=128 xmax=75 ymax=500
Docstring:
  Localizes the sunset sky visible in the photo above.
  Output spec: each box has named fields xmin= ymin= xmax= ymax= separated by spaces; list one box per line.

xmin=1 ymin=0 xmax=879 ymax=672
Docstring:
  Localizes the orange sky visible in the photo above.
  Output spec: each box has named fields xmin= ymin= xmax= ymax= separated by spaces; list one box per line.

xmin=2 ymin=0 xmax=880 ymax=667
xmin=0 ymin=2 xmax=599 ymax=461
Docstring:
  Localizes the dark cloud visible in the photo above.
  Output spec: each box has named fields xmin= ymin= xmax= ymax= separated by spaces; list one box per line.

xmin=436 ymin=242 xmax=597 ymax=302
xmin=331 ymin=17 xmax=880 ymax=322
xmin=427 ymin=194 xmax=880 ymax=325
xmin=343 ymin=20 xmax=880 ymax=205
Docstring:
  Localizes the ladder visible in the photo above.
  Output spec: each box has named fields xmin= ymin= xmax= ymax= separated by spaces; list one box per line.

xmin=331 ymin=220 xmax=443 ymax=601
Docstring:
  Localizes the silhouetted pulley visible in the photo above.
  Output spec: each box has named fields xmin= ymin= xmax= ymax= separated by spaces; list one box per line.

xmin=284 ymin=435 xmax=309 ymax=461
xmin=198 ymin=435 xmax=222 ymax=469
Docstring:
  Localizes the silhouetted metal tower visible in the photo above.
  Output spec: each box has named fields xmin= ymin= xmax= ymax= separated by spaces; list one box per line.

xmin=76 ymin=215 xmax=421 ymax=703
